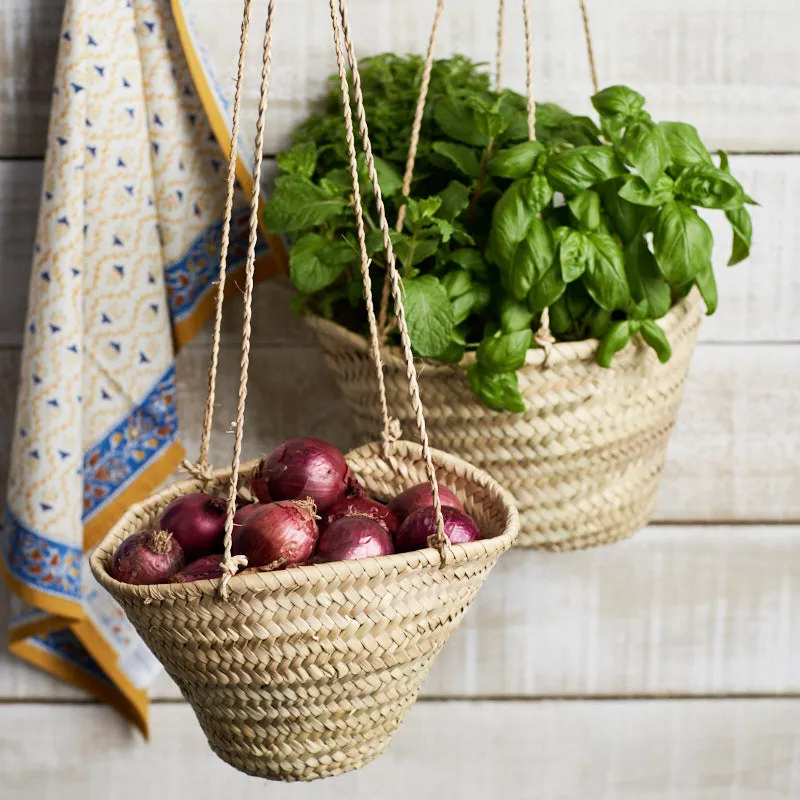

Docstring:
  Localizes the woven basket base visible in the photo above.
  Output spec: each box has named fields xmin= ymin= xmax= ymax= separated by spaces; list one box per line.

xmin=309 ymin=291 xmax=702 ymax=551
xmin=90 ymin=441 xmax=518 ymax=781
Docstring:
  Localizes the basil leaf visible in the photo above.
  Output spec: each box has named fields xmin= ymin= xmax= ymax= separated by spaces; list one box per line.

xmin=488 ymin=141 xmax=545 ymax=179
xmin=402 ymin=275 xmax=454 ymax=357
xmin=559 ymin=229 xmax=594 ymax=282
xmin=567 ymin=189 xmax=601 ymax=230
xmin=438 ymin=340 xmax=466 ymax=363
xmin=653 ymin=201 xmax=713 ymax=283
xmin=528 ymin=261 xmax=567 ymax=312
xmin=599 ymin=178 xmax=641 ymax=242
xmin=658 ymin=122 xmax=712 ymax=168
xmin=447 ymin=248 xmax=488 ymax=277
xmin=263 ymin=176 xmax=347 ymax=232
xmin=500 ymin=298 xmax=534 ymax=333
xmin=585 ymin=231 xmax=631 ymax=311
xmin=432 ymin=141 xmax=482 ymax=178
xmin=624 ymin=237 xmax=671 ymax=319
xmin=442 ymin=268 xmax=472 ymax=300
xmin=639 ymin=320 xmax=672 ymax=363
xmin=486 ymin=180 xmax=534 ymax=269
xmin=597 ymin=321 xmax=633 ymax=368
xmin=477 ymin=330 xmax=533 ymax=374
xmin=618 ymin=174 xmax=675 ymax=207
xmin=591 ymin=85 xmax=646 ymax=119
xmin=466 ymin=366 xmax=526 ymax=413
xmin=726 ymin=206 xmax=752 ymax=266
xmin=589 ymin=308 xmax=613 ymax=340
xmin=674 ymin=164 xmax=744 ymax=210
xmin=695 ymin=263 xmax=718 ymax=315
xmin=434 ymin=97 xmax=488 ymax=146
xmin=276 ymin=140 xmax=318 ymax=179
xmin=719 ymin=150 xmax=758 ymax=207
xmin=437 ymin=181 xmax=472 ymax=221
xmin=547 ymin=146 xmax=627 ymax=194
xmin=619 ymin=121 xmax=669 ymax=189
xmin=288 ymin=233 xmax=352 ymax=293
xmin=507 ymin=217 xmax=555 ymax=300
xmin=525 ymin=173 xmax=554 ymax=213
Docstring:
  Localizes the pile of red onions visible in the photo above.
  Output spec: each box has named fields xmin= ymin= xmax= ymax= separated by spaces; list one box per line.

xmin=110 ymin=437 xmax=483 ymax=586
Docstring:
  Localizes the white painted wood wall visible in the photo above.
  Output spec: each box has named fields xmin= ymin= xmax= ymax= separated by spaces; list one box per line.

xmin=2 ymin=1 xmax=799 ymax=797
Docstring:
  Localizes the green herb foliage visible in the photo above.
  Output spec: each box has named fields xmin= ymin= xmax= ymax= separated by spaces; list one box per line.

xmin=263 ymin=55 xmax=754 ymax=412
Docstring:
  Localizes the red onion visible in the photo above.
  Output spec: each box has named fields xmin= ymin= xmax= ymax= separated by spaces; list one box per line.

xmin=158 ymin=492 xmax=227 ymax=561
xmin=388 ymin=482 xmax=463 ymax=522
xmin=314 ymin=516 xmax=395 ymax=563
xmin=111 ymin=529 xmax=184 ymax=585
xmin=394 ymin=506 xmax=482 ymax=553
xmin=322 ymin=497 xmax=399 ymax=537
xmin=254 ymin=437 xmax=357 ymax=513
xmin=233 ymin=499 xmax=318 ymax=568
xmin=171 ymin=554 xmax=225 ymax=583
xmin=232 ymin=502 xmax=262 ymax=553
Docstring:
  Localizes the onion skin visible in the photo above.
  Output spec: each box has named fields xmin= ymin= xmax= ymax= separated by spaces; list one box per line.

xmin=314 ymin=516 xmax=395 ymax=563
xmin=112 ymin=529 xmax=184 ymax=585
xmin=171 ymin=554 xmax=225 ymax=583
xmin=232 ymin=503 xmax=263 ymax=553
xmin=388 ymin=482 xmax=464 ymax=522
xmin=322 ymin=497 xmax=399 ymax=537
xmin=158 ymin=493 xmax=227 ymax=562
xmin=233 ymin=500 xmax=318 ymax=568
xmin=254 ymin=437 xmax=353 ymax=513
xmin=394 ymin=506 xmax=481 ymax=553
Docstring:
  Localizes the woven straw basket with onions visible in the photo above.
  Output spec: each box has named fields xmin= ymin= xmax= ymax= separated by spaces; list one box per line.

xmin=307 ymin=0 xmax=702 ymax=551
xmin=91 ymin=0 xmax=518 ymax=783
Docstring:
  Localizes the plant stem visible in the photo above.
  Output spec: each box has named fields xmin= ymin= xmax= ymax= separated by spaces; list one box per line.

xmin=468 ymin=138 xmax=494 ymax=219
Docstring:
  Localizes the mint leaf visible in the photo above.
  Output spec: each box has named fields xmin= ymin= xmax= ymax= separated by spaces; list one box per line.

xmin=289 ymin=233 xmax=352 ymax=293
xmin=434 ymin=97 xmax=488 ymax=146
xmin=653 ymin=201 xmax=713 ymax=283
xmin=488 ymin=141 xmax=545 ymax=179
xmin=559 ymin=229 xmax=594 ymax=282
xmin=619 ymin=121 xmax=669 ymax=189
xmin=263 ymin=176 xmax=346 ymax=232
xmin=726 ymin=205 xmax=752 ymax=266
xmin=466 ymin=366 xmax=526 ymax=413
xmin=402 ymin=275 xmax=454 ymax=357
xmin=591 ymin=85 xmax=646 ymax=119
xmin=447 ymin=248 xmax=488 ymax=277
xmin=432 ymin=141 xmax=482 ymax=178
xmin=477 ymin=330 xmax=532 ymax=374
xmin=276 ymin=141 xmax=318 ymax=179
xmin=437 ymin=181 xmax=472 ymax=221
xmin=658 ymin=122 xmax=712 ymax=168
xmin=624 ymin=237 xmax=671 ymax=319
xmin=374 ymin=156 xmax=403 ymax=196
xmin=547 ymin=146 xmax=627 ymax=194
xmin=618 ymin=174 xmax=674 ymax=207
xmin=568 ymin=190 xmax=602 ymax=230
xmin=585 ymin=231 xmax=630 ymax=311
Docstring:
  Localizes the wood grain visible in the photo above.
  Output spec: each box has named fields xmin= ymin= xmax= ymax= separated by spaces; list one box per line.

xmin=2 ymin=700 xmax=799 ymax=799
xmin=0 ymin=156 xmax=797 ymax=346
xmin=3 ymin=523 xmax=799 ymax=701
xmin=3 ymin=0 xmax=800 ymax=157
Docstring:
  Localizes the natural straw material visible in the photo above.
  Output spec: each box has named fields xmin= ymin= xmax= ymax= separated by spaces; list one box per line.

xmin=90 ymin=443 xmax=518 ymax=781
xmin=308 ymin=291 xmax=702 ymax=550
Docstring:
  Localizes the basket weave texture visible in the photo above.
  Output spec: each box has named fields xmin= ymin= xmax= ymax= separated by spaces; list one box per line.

xmin=90 ymin=440 xmax=518 ymax=781
xmin=309 ymin=291 xmax=703 ymax=550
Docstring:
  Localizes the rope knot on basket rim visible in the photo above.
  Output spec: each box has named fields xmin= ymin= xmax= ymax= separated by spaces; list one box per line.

xmin=181 ymin=459 xmax=215 ymax=484
xmin=219 ymin=553 xmax=249 ymax=599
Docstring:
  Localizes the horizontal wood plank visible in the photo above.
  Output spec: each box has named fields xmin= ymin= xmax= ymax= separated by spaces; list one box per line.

xmin=3 ymin=522 xmax=799 ymax=701
xmin=2 ymin=700 xmax=799 ymax=799
xmin=0 ymin=155 xmax=796 ymax=346
xmin=4 ymin=0 xmax=800 ymax=156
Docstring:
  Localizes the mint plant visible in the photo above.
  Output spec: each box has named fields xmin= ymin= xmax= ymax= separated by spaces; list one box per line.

xmin=263 ymin=55 xmax=754 ymax=412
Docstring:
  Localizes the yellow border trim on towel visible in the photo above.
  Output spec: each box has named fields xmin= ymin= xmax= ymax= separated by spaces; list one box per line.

xmin=170 ymin=0 xmax=288 ymax=272
xmin=8 ymin=614 xmax=72 ymax=644
xmin=0 ymin=557 xmax=85 ymax=622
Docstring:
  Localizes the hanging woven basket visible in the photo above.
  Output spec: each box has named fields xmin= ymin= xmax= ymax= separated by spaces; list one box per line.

xmin=309 ymin=290 xmax=700 ymax=550
xmin=91 ymin=0 xmax=518 ymax=781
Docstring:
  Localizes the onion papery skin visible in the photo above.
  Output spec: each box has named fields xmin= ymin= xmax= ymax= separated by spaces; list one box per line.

xmin=158 ymin=493 xmax=227 ymax=562
xmin=171 ymin=554 xmax=225 ymax=583
xmin=233 ymin=500 xmax=319 ymax=568
xmin=394 ymin=506 xmax=481 ymax=553
xmin=314 ymin=516 xmax=395 ymax=564
xmin=321 ymin=497 xmax=399 ymax=537
xmin=255 ymin=437 xmax=352 ymax=513
xmin=112 ymin=529 xmax=185 ymax=585
xmin=387 ymin=482 xmax=464 ymax=523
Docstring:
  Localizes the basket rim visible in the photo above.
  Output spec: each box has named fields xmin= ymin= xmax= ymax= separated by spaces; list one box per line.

xmin=89 ymin=440 xmax=519 ymax=602
xmin=305 ymin=288 xmax=702 ymax=372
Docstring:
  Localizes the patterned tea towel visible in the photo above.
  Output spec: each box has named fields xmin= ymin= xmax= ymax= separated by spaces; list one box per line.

xmin=1 ymin=0 xmax=287 ymax=734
